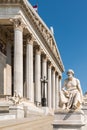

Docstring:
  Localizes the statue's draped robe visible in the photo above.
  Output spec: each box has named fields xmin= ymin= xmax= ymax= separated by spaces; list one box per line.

xmin=60 ymin=77 xmax=83 ymax=109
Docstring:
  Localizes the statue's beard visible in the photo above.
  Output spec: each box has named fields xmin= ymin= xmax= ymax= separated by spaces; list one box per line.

xmin=68 ymin=75 xmax=73 ymax=80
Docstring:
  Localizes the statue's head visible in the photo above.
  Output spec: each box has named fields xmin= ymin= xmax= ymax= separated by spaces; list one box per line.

xmin=67 ymin=69 xmax=74 ymax=79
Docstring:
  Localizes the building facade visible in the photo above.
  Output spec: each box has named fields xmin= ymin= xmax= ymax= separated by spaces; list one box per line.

xmin=0 ymin=0 xmax=64 ymax=110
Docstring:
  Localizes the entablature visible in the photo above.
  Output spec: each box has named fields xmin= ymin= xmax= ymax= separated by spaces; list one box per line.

xmin=0 ymin=0 xmax=64 ymax=72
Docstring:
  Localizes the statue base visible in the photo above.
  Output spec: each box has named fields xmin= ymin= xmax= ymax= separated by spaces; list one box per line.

xmin=9 ymin=105 xmax=24 ymax=119
xmin=53 ymin=109 xmax=86 ymax=130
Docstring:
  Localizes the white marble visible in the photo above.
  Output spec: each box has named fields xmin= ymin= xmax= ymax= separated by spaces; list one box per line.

xmin=9 ymin=105 xmax=24 ymax=119
xmin=60 ymin=69 xmax=83 ymax=110
xmin=52 ymin=69 xmax=56 ymax=109
xmin=14 ymin=22 xmax=23 ymax=97
xmin=35 ymin=48 xmax=41 ymax=104
xmin=53 ymin=109 xmax=86 ymax=130
xmin=55 ymin=74 xmax=58 ymax=109
xmin=0 ymin=114 xmax=15 ymax=121
xmin=48 ymin=63 xmax=52 ymax=109
xmin=42 ymin=56 xmax=47 ymax=99
xmin=26 ymin=38 xmax=34 ymax=102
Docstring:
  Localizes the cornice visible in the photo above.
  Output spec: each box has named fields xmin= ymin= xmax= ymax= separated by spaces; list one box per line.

xmin=0 ymin=0 xmax=64 ymax=72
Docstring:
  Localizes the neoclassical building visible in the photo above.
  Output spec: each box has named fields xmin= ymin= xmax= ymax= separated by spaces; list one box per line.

xmin=0 ymin=0 xmax=64 ymax=110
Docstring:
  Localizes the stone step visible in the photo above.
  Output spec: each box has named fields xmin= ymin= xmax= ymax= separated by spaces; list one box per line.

xmin=0 ymin=113 xmax=16 ymax=121
xmin=0 ymin=115 xmax=53 ymax=130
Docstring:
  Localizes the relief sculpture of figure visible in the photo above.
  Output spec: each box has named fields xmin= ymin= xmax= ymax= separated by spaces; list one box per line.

xmin=60 ymin=69 xmax=83 ymax=110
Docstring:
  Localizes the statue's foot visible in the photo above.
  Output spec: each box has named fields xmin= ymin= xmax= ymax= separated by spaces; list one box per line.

xmin=62 ymin=104 xmax=66 ymax=110
xmin=65 ymin=107 xmax=70 ymax=110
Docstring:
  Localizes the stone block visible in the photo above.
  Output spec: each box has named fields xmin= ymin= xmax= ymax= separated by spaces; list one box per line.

xmin=0 ymin=113 xmax=15 ymax=121
xmin=9 ymin=105 xmax=24 ymax=119
xmin=53 ymin=109 xmax=86 ymax=130
xmin=82 ymin=105 xmax=87 ymax=115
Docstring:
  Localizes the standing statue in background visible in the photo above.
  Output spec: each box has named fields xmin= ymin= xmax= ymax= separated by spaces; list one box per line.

xmin=60 ymin=69 xmax=83 ymax=110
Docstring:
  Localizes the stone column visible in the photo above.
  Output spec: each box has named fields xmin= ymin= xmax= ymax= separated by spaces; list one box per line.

xmin=42 ymin=55 xmax=47 ymax=104
xmin=55 ymin=73 xmax=59 ymax=109
xmin=26 ymin=34 xmax=34 ymax=102
xmin=6 ymin=41 xmax=12 ymax=95
xmin=35 ymin=46 xmax=41 ymax=105
xmin=42 ymin=55 xmax=47 ymax=78
xmin=52 ymin=68 xmax=56 ymax=109
xmin=48 ymin=62 xmax=52 ymax=109
xmin=59 ymin=76 xmax=62 ymax=92
xmin=58 ymin=76 xmax=62 ymax=107
xmin=13 ymin=18 xmax=24 ymax=97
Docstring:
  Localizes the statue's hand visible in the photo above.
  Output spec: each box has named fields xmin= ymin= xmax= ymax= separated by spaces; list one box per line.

xmin=64 ymin=90 xmax=69 ymax=97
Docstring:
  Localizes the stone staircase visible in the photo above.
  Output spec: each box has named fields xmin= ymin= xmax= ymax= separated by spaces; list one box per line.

xmin=0 ymin=115 xmax=53 ymax=130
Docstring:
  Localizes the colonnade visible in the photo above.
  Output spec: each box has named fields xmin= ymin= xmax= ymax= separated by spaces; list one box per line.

xmin=10 ymin=18 xmax=62 ymax=109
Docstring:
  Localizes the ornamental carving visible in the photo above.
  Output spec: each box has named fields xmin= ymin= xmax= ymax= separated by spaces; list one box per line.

xmin=25 ymin=33 xmax=35 ymax=44
xmin=10 ymin=18 xmax=25 ymax=31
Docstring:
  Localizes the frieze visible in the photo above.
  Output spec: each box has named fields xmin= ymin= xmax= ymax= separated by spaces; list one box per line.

xmin=0 ymin=0 xmax=21 ymax=4
xmin=29 ymin=8 xmax=64 ymax=70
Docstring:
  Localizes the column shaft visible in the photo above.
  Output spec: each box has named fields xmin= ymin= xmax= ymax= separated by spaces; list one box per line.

xmin=48 ymin=63 xmax=52 ymax=109
xmin=52 ymin=69 xmax=56 ymax=109
xmin=55 ymin=74 xmax=58 ymax=109
xmin=35 ymin=48 xmax=41 ymax=104
xmin=58 ymin=76 xmax=62 ymax=107
xmin=42 ymin=57 xmax=47 ymax=78
xmin=42 ymin=56 xmax=47 ymax=104
xmin=14 ymin=26 xmax=23 ymax=96
xmin=26 ymin=39 xmax=34 ymax=102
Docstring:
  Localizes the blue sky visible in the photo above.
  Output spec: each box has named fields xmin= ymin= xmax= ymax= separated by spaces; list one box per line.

xmin=29 ymin=0 xmax=87 ymax=94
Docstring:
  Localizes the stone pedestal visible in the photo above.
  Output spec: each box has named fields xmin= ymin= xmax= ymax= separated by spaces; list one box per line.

xmin=0 ymin=104 xmax=16 ymax=120
xmin=53 ymin=109 xmax=86 ymax=130
xmin=9 ymin=105 xmax=24 ymax=119
xmin=82 ymin=104 xmax=87 ymax=115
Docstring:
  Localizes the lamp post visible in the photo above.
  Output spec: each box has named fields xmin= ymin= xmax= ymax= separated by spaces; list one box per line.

xmin=41 ymin=76 xmax=48 ymax=106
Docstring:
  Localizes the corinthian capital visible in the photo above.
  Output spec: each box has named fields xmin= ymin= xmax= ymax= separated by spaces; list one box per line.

xmin=10 ymin=18 xmax=25 ymax=31
xmin=26 ymin=33 xmax=35 ymax=45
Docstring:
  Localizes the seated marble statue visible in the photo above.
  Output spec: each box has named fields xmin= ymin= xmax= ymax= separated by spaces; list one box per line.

xmin=60 ymin=69 xmax=83 ymax=110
